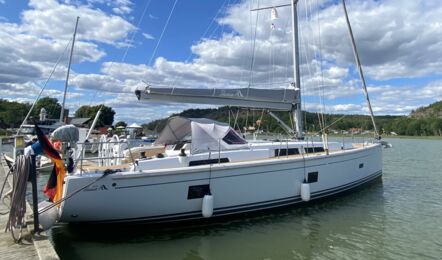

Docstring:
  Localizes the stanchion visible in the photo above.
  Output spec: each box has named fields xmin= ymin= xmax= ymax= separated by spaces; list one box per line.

xmin=29 ymin=155 xmax=40 ymax=232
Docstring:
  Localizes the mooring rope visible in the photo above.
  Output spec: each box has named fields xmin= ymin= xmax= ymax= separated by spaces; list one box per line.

xmin=38 ymin=169 xmax=115 ymax=215
xmin=0 ymin=163 xmax=13 ymax=215
xmin=4 ymin=155 xmax=31 ymax=242
xmin=0 ymin=152 xmax=117 ymax=242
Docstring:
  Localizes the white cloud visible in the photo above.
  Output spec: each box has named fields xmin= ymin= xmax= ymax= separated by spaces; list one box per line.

xmin=3 ymin=0 xmax=442 ymax=123
xmin=142 ymin=33 xmax=155 ymax=40
xmin=0 ymin=0 xmax=136 ymax=99
xmin=77 ymin=0 xmax=134 ymax=15
xmin=315 ymin=0 xmax=442 ymax=80
xmin=419 ymin=81 xmax=442 ymax=100
xmin=70 ymin=1 xmax=438 ymax=120
xmin=70 ymin=74 xmax=124 ymax=93
xmin=24 ymin=0 xmax=135 ymax=45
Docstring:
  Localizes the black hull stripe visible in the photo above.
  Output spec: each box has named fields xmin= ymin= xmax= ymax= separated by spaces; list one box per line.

xmin=80 ymin=170 xmax=382 ymax=224
xmin=214 ymin=171 xmax=382 ymax=214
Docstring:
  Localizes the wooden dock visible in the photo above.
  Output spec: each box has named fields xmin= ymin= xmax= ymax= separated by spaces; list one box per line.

xmin=0 ymin=156 xmax=59 ymax=260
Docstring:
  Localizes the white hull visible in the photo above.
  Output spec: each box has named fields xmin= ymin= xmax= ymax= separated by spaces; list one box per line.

xmin=59 ymin=143 xmax=382 ymax=223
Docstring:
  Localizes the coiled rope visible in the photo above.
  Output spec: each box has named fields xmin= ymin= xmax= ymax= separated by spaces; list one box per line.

xmin=1 ymin=155 xmax=116 ymax=242
xmin=3 ymin=155 xmax=31 ymax=242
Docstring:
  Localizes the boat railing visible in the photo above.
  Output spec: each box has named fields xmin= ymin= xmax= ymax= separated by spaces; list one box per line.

xmin=75 ymin=139 xmax=135 ymax=174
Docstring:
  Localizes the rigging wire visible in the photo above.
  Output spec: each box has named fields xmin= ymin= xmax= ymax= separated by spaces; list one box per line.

xmin=316 ymin=0 xmax=327 ymax=134
xmin=165 ymin=0 xmax=231 ymax=91
xmin=298 ymin=0 xmax=316 ymax=135
xmin=312 ymin=114 xmax=348 ymax=134
xmin=148 ymin=0 xmax=179 ymax=66
xmin=255 ymin=108 xmax=265 ymax=133
xmin=38 ymin=170 xmax=115 ymax=215
xmin=86 ymin=0 xmax=152 ymax=110
xmin=341 ymin=0 xmax=379 ymax=139
xmin=268 ymin=11 xmax=274 ymax=87
xmin=245 ymin=109 xmax=249 ymax=132
xmin=123 ymin=0 xmax=152 ymax=62
xmin=207 ymin=0 xmax=231 ymax=93
xmin=308 ymin=0 xmax=325 ymax=133
xmin=16 ymin=38 xmax=72 ymax=135
xmin=283 ymin=13 xmax=292 ymax=85
xmin=206 ymin=0 xmax=230 ymax=40
xmin=233 ymin=108 xmax=240 ymax=132
xmin=247 ymin=0 xmax=260 ymax=92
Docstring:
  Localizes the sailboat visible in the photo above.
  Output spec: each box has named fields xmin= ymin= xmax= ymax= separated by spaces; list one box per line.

xmin=55 ymin=0 xmax=384 ymax=224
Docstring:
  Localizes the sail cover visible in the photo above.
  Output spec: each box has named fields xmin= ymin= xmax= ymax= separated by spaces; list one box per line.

xmin=155 ymin=117 xmax=248 ymax=154
xmin=135 ymin=86 xmax=298 ymax=110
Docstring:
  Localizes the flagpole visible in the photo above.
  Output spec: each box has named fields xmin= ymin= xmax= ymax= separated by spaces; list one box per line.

xmin=30 ymin=154 xmax=40 ymax=232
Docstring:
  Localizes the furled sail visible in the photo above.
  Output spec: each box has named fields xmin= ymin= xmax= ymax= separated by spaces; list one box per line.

xmin=135 ymin=86 xmax=298 ymax=111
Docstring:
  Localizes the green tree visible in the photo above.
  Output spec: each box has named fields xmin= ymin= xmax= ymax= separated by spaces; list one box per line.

xmin=74 ymin=105 xmax=115 ymax=127
xmin=406 ymin=120 xmax=420 ymax=136
xmin=0 ymin=99 xmax=31 ymax=128
xmin=33 ymin=97 xmax=62 ymax=120
xmin=115 ymin=121 xmax=127 ymax=128
xmin=430 ymin=119 xmax=442 ymax=136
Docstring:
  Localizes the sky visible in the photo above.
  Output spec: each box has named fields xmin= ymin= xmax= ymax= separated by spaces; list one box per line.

xmin=1 ymin=0 xmax=441 ymax=124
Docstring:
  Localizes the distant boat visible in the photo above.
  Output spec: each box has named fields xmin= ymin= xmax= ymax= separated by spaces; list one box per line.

xmin=56 ymin=1 xmax=384 ymax=224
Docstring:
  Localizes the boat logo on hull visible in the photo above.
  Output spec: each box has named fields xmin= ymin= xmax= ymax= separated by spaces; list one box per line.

xmin=84 ymin=184 xmax=108 ymax=192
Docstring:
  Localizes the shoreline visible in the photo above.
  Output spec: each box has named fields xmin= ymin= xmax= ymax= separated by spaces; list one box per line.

xmin=2 ymin=134 xmax=442 ymax=140
xmin=324 ymin=134 xmax=442 ymax=140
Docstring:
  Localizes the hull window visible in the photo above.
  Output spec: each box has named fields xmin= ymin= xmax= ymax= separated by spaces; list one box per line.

xmin=274 ymin=148 xmax=300 ymax=157
xmin=304 ymin=147 xmax=325 ymax=154
xmin=359 ymin=163 xmax=364 ymax=168
xmin=307 ymin=171 xmax=318 ymax=183
xmin=189 ymin=158 xmax=229 ymax=166
xmin=188 ymin=184 xmax=210 ymax=199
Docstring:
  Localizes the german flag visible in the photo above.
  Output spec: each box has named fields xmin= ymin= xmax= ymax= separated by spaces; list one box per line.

xmin=35 ymin=125 xmax=66 ymax=203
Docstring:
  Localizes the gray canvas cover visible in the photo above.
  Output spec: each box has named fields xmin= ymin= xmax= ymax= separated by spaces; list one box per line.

xmin=154 ymin=117 xmax=248 ymax=154
xmin=51 ymin=124 xmax=79 ymax=142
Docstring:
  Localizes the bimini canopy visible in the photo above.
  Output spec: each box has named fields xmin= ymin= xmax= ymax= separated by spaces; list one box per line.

xmin=155 ymin=117 xmax=248 ymax=154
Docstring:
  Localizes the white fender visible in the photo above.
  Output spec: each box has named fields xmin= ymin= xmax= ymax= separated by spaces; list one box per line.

xmin=202 ymin=194 xmax=214 ymax=218
xmin=301 ymin=182 xmax=310 ymax=202
xmin=38 ymin=201 xmax=59 ymax=230
xmin=178 ymin=155 xmax=188 ymax=166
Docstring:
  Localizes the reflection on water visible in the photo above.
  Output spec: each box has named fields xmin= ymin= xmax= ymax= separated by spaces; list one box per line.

xmin=51 ymin=180 xmax=387 ymax=260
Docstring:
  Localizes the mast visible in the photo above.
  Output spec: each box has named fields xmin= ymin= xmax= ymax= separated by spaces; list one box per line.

xmin=59 ymin=16 xmax=80 ymax=123
xmin=290 ymin=0 xmax=303 ymax=139
xmin=341 ymin=0 xmax=379 ymax=139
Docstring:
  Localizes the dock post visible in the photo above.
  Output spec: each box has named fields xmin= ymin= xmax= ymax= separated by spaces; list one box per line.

xmin=29 ymin=155 xmax=40 ymax=232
